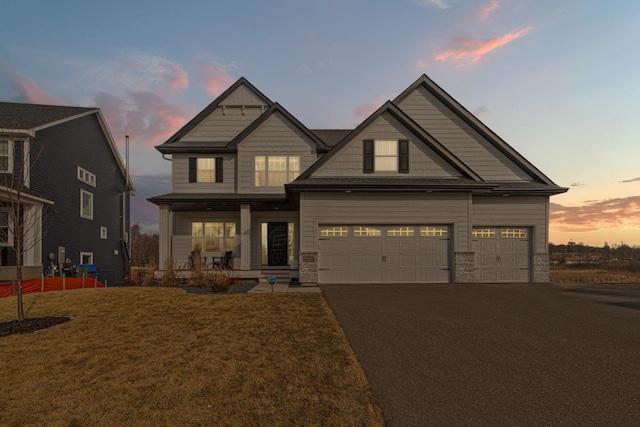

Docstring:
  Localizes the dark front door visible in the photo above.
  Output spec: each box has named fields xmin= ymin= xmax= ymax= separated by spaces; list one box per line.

xmin=267 ymin=222 xmax=288 ymax=266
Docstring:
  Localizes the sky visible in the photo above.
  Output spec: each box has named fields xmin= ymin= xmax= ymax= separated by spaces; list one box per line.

xmin=1 ymin=0 xmax=639 ymax=246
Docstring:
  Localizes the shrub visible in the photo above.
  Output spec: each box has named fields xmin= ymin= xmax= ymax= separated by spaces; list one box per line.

xmin=160 ymin=256 xmax=182 ymax=287
xmin=129 ymin=267 xmax=155 ymax=286
xmin=210 ymin=270 xmax=230 ymax=293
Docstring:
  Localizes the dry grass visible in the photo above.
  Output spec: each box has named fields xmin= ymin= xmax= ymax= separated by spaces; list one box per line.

xmin=0 ymin=288 xmax=383 ymax=426
xmin=551 ymin=266 xmax=640 ymax=284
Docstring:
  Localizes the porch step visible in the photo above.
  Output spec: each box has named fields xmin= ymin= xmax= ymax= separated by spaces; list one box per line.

xmin=259 ymin=270 xmax=291 ymax=284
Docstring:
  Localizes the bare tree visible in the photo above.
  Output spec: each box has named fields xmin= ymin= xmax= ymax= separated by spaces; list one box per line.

xmin=0 ymin=134 xmax=53 ymax=320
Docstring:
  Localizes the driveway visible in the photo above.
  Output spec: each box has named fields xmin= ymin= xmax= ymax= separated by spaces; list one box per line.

xmin=321 ymin=283 xmax=640 ymax=426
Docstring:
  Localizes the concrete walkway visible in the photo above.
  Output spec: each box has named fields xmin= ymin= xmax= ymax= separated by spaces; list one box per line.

xmin=248 ymin=282 xmax=321 ymax=293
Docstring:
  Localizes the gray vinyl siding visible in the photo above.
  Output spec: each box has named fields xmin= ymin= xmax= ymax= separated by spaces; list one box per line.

xmin=398 ymin=86 xmax=532 ymax=181
xmin=219 ymin=84 xmax=268 ymax=106
xmin=237 ymin=112 xmax=318 ymax=194
xmin=181 ymin=106 xmax=264 ymax=142
xmin=172 ymin=153 xmax=235 ymax=193
xmin=172 ymin=211 xmax=241 ymax=268
xmin=250 ymin=211 xmax=299 ymax=270
xmin=29 ymin=114 xmax=129 ymax=285
xmin=472 ymin=196 xmax=548 ymax=253
xmin=300 ymin=192 xmax=469 ymax=252
xmin=313 ymin=112 xmax=461 ymax=178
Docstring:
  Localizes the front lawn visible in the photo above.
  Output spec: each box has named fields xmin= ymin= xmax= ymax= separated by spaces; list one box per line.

xmin=0 ymin=288 xmax=383 ymax=426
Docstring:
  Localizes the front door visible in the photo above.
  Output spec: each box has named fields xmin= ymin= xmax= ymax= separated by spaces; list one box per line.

xmin=267 ymin=222 xmax=288 ymax=266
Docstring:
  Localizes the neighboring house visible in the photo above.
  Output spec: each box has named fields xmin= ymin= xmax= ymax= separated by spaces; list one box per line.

xmin=150 ymin=75 xmax=567 ymax=284
xmin=0 ymin=102 xmax=134 ymax=285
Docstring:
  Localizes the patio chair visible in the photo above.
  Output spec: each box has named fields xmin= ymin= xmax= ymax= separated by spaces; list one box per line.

xmin=215 ymin=251 xmax=233 ymax=269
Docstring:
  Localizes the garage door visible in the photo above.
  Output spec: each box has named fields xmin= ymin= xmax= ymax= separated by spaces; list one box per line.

xmin=472 ymin=227 xmax=530 ymax=282
xmin=318 ymin=225 xmax=450 ymax=284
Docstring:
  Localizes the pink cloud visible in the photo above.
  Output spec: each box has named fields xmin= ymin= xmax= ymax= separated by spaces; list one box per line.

xmin=477 ymin=0 xmax=499 ymax=22
xmin=434 ymin=27 xmax=533 ymax=66
xmin=416 ymin=59 xmax=429 ymax=68
xmin=354 ymin=103 xmax=380 ymax=119
xmin=550 ymin=196 xmax=640 ymax=232
xmin=93 ymin=90 xmax=191 ymax=149
xmin=196 ymin=65 xmax=233 ymax=97
xmin=124 ymin=55 xmax=189 ymax=93
xmin=0 ymin=56 xmax=65 ymax=105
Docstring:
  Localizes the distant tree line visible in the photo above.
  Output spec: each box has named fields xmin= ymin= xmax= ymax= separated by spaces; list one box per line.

xmin=131 ymin=224 xmax=159 ymax=267
xmin=549 ymin=241 xmax=640 ymax=264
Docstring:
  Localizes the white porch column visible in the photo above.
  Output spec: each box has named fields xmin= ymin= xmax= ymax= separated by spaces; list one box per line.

xmin=158 ymin=204 xmax=172 ymax=269
xmin=240 ymin=203 xmax=251 ymax=270
xmin=22 ymin=202 xmax=43 ymax=267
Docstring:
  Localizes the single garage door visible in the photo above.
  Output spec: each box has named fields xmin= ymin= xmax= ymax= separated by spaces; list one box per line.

xmin=318 ymin=225 xmax=450 ymax=284
xmin=472 ymin=227 xmax=530 ymax=282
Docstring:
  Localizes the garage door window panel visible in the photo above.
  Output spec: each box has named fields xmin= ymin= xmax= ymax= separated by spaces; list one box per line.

xmin=421 ymin=226 xmax=448 ymax=237
xmin=501 ymin=228 xmax=528 ymax=238
xmin=320 ymin=226 xmax=348 ymax=237
xmin=387 ymin=227 xmax=414 ymax=237
xmin=354 ymin=226 xmax=381 ymax=237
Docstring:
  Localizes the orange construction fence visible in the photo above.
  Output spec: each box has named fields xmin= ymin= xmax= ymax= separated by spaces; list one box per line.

xmin=0 ymin=277 xmax=105 ymax=298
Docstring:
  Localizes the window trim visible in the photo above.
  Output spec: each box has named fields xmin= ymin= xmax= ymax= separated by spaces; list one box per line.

xmin=77 ymin=166 xmax=96 ymax=187
xmin=191 ymin=221 xmax=236 ymax=254
xmin=0 ymin=208 xmax=13 ymax=246
xmin=100 ymin=226 xmax=108 ymax=240
xmin=254 ymin=155 xmax=300 ymax=188
xmin=80 ymin=189 xmax=94 ymax=220
xmin=189 ymin=157 xmax=223 ymax=183
xmin=80 ymin=252 xmax=94 ymax=265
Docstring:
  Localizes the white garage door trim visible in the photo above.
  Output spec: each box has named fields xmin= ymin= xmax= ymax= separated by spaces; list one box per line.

xmin=472 ymin=227 xmax=531 ymax=282
xmin=318 ymin=224 xmax=451 ymax=284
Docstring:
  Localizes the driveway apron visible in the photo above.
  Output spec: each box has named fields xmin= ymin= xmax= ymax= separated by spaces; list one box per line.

xmin=321 ymin=283 xmax=640 ymax=427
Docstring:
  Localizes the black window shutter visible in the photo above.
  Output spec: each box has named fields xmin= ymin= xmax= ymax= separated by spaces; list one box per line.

xmin=363 ymin=139 xmax=374 ymax=173
xmin=399 ymin=139 xmax=409 ymax=173
xmin=189 ymin=157 xmax=197 ymax=182
xmin=215 ymin=157 xmax=223 ymax=183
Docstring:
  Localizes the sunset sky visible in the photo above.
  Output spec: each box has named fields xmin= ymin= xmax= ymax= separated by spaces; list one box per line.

xmin=1 ymin=0 xmax=638 ymax=246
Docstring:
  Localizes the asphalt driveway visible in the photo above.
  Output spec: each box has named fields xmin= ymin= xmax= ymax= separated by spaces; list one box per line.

xmin=321 ymin=283 xmax=640 ymax=426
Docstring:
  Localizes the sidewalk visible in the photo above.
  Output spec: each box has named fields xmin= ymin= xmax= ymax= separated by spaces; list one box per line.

xmin=248 ymin=282 xmax=321 ymax=293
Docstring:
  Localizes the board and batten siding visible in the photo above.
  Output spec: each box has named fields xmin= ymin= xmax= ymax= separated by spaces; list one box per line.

xmin=300 ymin=192 xmax=470 ymax=253
xmin=237 ymin=112 xmax=318 ymax=194
xmin=471 ymin=196 xmax=548 ymax=253
xmin=172 ymin=153 xmax=236 ymax=193
xmin=313 ymin=112 xmax=461 ymax=178
xmin=398 ymin=86 xmax=532 ymax=181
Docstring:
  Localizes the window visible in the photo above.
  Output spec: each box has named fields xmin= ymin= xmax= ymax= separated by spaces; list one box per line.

xmin=77 ymin=166 xmax=96 ymax=187
xmin=472 ymin=228 xmax=496 ymax=238
xmin=363 ymin=139 xmax=409 ymax=173
xmin=80 ymin=252 xmax=93 ymax=264
xmin=80 ymin=189 xmax=93 ymax=220
xmin=387 ymin=227 xmax=415 ymax=237
xmin=375 ymin=140 xmax=398 ymax=172
xmin=192 ymin=222 xmax=236 ymax=253
xmin=420 ymin=226 xmax=448 ymax=237
xmin=100 ymin=226 xmax=108 ymax=240
xmin=0 ymin=139 xmax=13 ymax=173
xmin=501 ymin=228 xmax=528 ymax=238
xmin=0 ymin=209 xmax=12 ymax=245
xmin=353 ymin=226 xmax=381 ymax=237
xmin=320 ymin=226 xmax=348 ymax=237
xmin=254 ymin=156 xmax=300 ymax=187
xmin=189 ymin=157 xmax=223 ymax=183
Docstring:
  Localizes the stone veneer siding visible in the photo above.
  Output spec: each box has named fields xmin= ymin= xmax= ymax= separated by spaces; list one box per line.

xmin=454 ymin=252 xmax=475 ymax=283
xmin=533 ymin=252 xmax=550 ymax=283
xmin=299 ymin=252 xmax=318 ymax=286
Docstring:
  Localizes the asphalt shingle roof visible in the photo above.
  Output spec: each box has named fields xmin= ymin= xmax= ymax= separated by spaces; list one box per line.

xmin=0 ymin=102 xmax=95 ymax=129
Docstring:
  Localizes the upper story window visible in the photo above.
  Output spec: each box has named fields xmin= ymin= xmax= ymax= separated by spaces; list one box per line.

xmin=77 ymin=166 xmax=96 ymax=187
xmin=363 ymin=139 xmax=409 ymax=173
xmin=80 ymin=189 xmax=93 ymax=220
xmin=0 ymin=139 xmax=14 ymax=173
xmin=189 ymin=157 xmax=223 ymax=183
xmin=254 ymin=156 xmax=300 ymax=187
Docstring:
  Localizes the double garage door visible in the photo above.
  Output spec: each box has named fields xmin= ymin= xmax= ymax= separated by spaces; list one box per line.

xmin=318 ymin=225 xmax=451 ymax=284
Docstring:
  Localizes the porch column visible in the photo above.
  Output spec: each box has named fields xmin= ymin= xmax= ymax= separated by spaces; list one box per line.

xmin=22 ymin=202 xmax=43 ymax=267
xmin=240 ymin=204 xmax=251 ymax=270
xmin=158 ymin=204 xmax=171 ymax=269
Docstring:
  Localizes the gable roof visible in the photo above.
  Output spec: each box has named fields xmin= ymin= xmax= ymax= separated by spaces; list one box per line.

xmin=310 ymin=129 xmax=352 ymax=147
xmin=296 ymin=100 xmax=482 ymax=181
xmin=394 ymin=74 xmax=559 ymax=186
xmin=0 ymin=102 xmax=96 ymax=131
xmin=227 ymin=102 xmax=329 ymax=152
xmin=157 ymin=77 xmax=273 ymax=149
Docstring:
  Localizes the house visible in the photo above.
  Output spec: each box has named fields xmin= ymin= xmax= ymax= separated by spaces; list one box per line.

xmin=150 ymin=75 xmax=567 ymax=284
xmin=0 ymin=102 xmax=134 ymax=285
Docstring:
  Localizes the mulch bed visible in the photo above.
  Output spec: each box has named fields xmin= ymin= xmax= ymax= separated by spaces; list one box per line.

xmin=0 ymin=316 xmax=73 ymax=338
